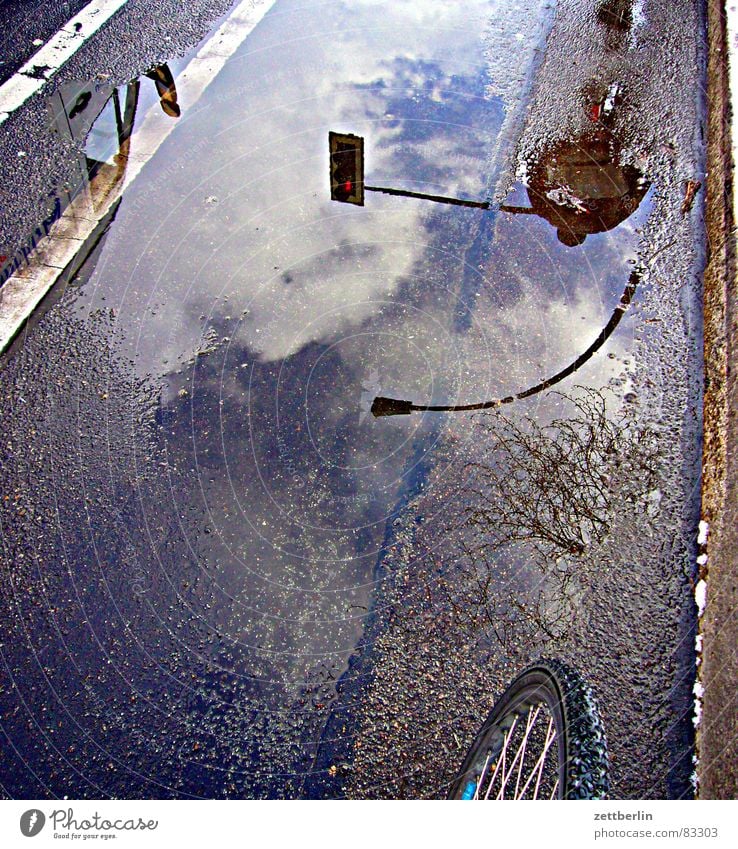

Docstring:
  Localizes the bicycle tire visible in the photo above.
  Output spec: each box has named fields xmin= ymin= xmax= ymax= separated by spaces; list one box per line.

xmin=448 ymin=659 xmax=609 ymax=799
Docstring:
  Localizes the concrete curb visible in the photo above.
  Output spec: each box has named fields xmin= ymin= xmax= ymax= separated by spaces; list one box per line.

xmin=697 ymin=0 xmax=738 ymax=800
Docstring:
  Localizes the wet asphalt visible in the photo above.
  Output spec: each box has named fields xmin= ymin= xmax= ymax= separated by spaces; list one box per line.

xmin=0 ymin=0 xmax=706 ymax=799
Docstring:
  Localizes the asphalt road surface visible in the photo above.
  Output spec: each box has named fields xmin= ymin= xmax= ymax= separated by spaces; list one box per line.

xmin=0 ymin=0 xmax=706 ymax=799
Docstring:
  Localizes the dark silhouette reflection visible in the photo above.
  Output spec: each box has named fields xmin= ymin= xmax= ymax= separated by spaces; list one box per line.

xmin=145 ymin=64 xmax=180 ymax=118
xmin=502 ymin=134 xmax=647 ymax=247
xmin=372 ymin=270 xmax=639 ymax=416
xmin=500 ymin=0 xmax=645 ymax=245
xmin=500 ymin=76 xmax=648 ymax=247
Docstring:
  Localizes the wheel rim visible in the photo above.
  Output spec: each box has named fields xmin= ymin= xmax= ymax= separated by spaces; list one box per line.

xmin=459 ymin=687 xmax=564 ymax=800
xmin=450 ymin=661 xmax=608 ymax=801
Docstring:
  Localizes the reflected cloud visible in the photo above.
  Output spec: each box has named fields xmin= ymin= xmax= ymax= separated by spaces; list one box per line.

xmin=10 ymin=0 xmax=667 ymax=800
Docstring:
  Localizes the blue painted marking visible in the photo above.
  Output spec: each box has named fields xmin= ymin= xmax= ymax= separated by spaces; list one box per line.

xmin=461 ymin=779 xmax=477 ymax=800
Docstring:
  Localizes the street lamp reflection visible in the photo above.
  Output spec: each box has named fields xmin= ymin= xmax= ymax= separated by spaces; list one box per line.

xmin=371 ymin=270 xmax=640 ymax=416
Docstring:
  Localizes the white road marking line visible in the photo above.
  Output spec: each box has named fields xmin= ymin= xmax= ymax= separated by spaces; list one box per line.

xmin=0 ymin=0 xmax=129 ymax=124
xmin=0 ymin=0 xmax=277 ymax=355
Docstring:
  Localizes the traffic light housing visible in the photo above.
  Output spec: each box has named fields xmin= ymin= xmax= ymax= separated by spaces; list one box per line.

xmin=329 ymin=132 xmax=364 ymax=205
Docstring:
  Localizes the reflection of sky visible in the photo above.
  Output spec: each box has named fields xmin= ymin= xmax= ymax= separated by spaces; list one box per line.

xmin=77 ymin=0 xmax=527 ymax=370
xmin=73 ymin=0 xmax=510 ymax=638
xmin=57 ymin=0 xmax=651 ymax=792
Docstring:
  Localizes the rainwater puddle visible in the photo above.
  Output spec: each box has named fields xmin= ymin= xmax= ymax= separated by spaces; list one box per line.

xmin=0 ymin=0 xmax=703 ymax=799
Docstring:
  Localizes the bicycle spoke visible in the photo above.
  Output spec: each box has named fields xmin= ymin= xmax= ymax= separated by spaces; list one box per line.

xmin=518 ymin=715 xmax=557 ymax=799
xmin=483 ymin=714 xmax=519 ymax=799
xmin=496 ymin=705 xmax=540 ymax=799
xmin=513 ymin=704 xmax=542 ymax=798
xmin=477 ymin=704 xmax=559 ymax=799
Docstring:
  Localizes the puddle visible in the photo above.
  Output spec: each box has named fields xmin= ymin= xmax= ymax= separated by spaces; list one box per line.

xmin=0 ymin=0 xmax=704 ymax=799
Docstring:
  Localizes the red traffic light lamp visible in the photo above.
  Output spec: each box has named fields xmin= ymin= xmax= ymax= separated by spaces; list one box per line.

xmin=328 ymin=131 xmax=490 ymax=209
xmin=329 ymin=131 xmax=365 ymax=205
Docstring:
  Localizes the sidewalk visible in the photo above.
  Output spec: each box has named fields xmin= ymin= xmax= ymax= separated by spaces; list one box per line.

xmin=697 ymin=0 xmax=738 ymax=800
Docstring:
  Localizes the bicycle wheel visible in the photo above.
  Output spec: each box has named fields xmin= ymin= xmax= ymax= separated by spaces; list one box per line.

xmin=448 ymin=659 xmax=608 ymax=799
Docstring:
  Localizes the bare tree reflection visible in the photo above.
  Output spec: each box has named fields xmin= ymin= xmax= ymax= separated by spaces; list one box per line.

xmin=409 ymin=389 xmax=660 ymax=651
xmin=463 ymin=389 xmax=657 ymax=557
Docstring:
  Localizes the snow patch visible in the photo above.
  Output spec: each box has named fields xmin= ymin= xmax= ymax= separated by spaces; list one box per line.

xmin=693 ymin=695 xmax=703 ymax=728
xmin=694 ymin=579 xmax=707 ymax=616
xmin=697 ymin=519 xmax=709 ymax=546
xmin=693 ymin=680 xmax=705 ymax=728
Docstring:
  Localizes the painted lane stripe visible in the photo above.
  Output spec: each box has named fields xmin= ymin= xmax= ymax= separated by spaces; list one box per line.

xmin=0 ymin=0 xmax=129 ymax=124
xmin=0 ymin=0 xmax=278 ymax=355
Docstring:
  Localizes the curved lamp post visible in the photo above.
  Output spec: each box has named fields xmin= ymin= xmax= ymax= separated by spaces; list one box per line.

xmin=371 ymin=270 xmax=639 ymax=417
